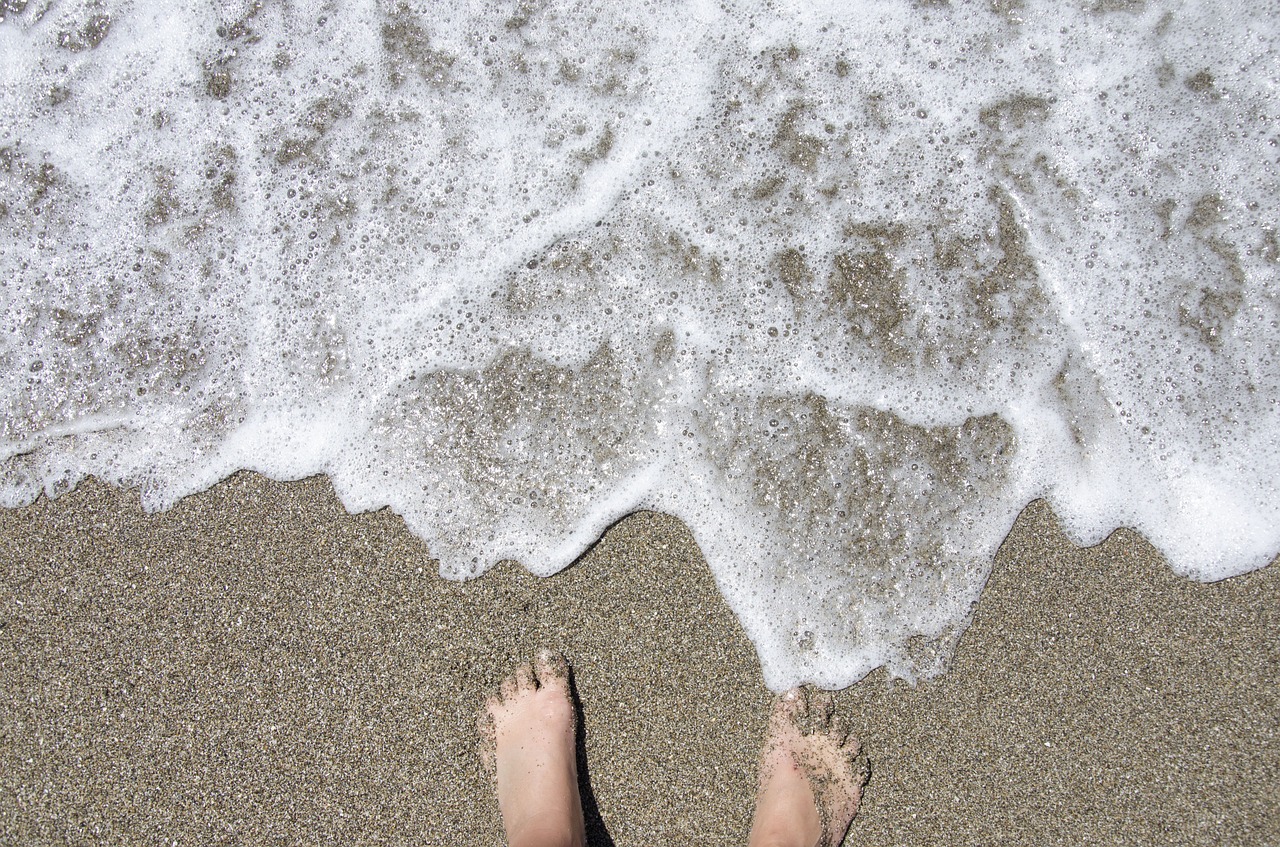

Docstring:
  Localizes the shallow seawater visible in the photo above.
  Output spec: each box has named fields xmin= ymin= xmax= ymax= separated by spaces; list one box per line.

xmin=1 ymin=0 xmax=1277 ymax=689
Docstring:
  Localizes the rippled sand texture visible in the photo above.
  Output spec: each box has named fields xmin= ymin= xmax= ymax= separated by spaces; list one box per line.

xmin=1 ymin=476 xmax=1276 ymax=845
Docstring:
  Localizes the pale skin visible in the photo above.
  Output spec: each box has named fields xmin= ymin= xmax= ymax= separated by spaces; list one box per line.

xmin=479 ymin=650 xmax=867 ymax=847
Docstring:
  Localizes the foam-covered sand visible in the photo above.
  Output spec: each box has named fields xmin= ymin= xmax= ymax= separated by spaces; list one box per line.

xmin=6 ymin=0 xmax=1280 ymax=690
xmin=1 ymin=475 xmax=1275 ymax=845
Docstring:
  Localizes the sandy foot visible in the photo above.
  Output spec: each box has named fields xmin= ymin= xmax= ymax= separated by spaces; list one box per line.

xmin=480 ymin=650 xmax=586 ymax=847
xmin=748 ymin=687 xmax=869 ymax=847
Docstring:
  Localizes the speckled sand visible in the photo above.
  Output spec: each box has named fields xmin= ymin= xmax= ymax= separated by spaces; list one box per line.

xmin=1 ymin=473 xmax=1276 ymax=845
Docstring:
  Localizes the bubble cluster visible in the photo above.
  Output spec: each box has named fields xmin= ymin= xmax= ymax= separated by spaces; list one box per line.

xmin=1 ymin=0 xmax=1277 ymax=688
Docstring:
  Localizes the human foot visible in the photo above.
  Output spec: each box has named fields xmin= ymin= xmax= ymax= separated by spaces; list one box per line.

xmin=479 ymin=650 xmax=586 ymax=847
xmin=747 ymin=687 xmax=868 ymax=847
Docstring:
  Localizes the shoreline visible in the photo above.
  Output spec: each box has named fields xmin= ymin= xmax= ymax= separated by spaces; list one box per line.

xmin=1 ymin=472 xmax=1276 ymax=845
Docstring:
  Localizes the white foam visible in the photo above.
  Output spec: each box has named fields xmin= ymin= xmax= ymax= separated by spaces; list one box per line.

xmin=1 ymin=0 xmax=1277 ymax=689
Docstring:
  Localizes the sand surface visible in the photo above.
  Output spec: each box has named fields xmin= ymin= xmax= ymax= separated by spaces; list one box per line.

xmin=1 ymin=472 xmax=1276 ymax=845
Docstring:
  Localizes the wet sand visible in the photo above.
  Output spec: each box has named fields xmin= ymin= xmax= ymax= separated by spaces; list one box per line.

xmin=1 ymin=472 xmax=1276 ymax=845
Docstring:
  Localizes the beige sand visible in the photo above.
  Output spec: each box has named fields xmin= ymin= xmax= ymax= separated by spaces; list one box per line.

xmin=1 ymin=473 xmax=1276 ymax=845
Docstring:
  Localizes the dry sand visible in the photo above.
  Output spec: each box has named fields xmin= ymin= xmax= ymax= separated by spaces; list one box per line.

xmin=1 ymin=472 xmax=1276 ymax=846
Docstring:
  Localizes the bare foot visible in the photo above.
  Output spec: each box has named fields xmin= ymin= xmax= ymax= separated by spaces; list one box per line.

xmin=747 ymin=687 xmax=869 ymax=847
xmin=479 ymin=650 xmax=586 ymax=847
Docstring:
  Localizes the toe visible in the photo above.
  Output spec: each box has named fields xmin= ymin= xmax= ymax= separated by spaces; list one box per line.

xmin=765 ymin=689 xmax=804 ymax=751
xmin=811 ymin=690 xmax=835 ymax=727
xmin=850 ymin=747 xmax=871 ymax=786
xmin=515 ymin=660 xmax=537 ymax=691
xmin=830 ymin=713 xmax=851 ymax=745
xmin=794 ymin=686 xmax=811 ymax=722
xmin=774 ymin=687 xmax=805 ymax=725
xmin=534 ymin=649 xmax=571 ymax=693
xmin=841 ymin=731 xmax=863 ymax=758
xmin=500 ymin=672 xmax=520 ymax=701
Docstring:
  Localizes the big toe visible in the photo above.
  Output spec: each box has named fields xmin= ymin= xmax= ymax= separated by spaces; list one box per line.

xmin=774 ymin=687 xmax=806 ymax=724
xmin=514 ymin=660 xmax=537 ymax=692
xmin=534 ymin=649 xmax=571 ymax=693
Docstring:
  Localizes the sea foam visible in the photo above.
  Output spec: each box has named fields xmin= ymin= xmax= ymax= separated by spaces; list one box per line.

xmin=1 ymin=0 xmax=1277 ymax=689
